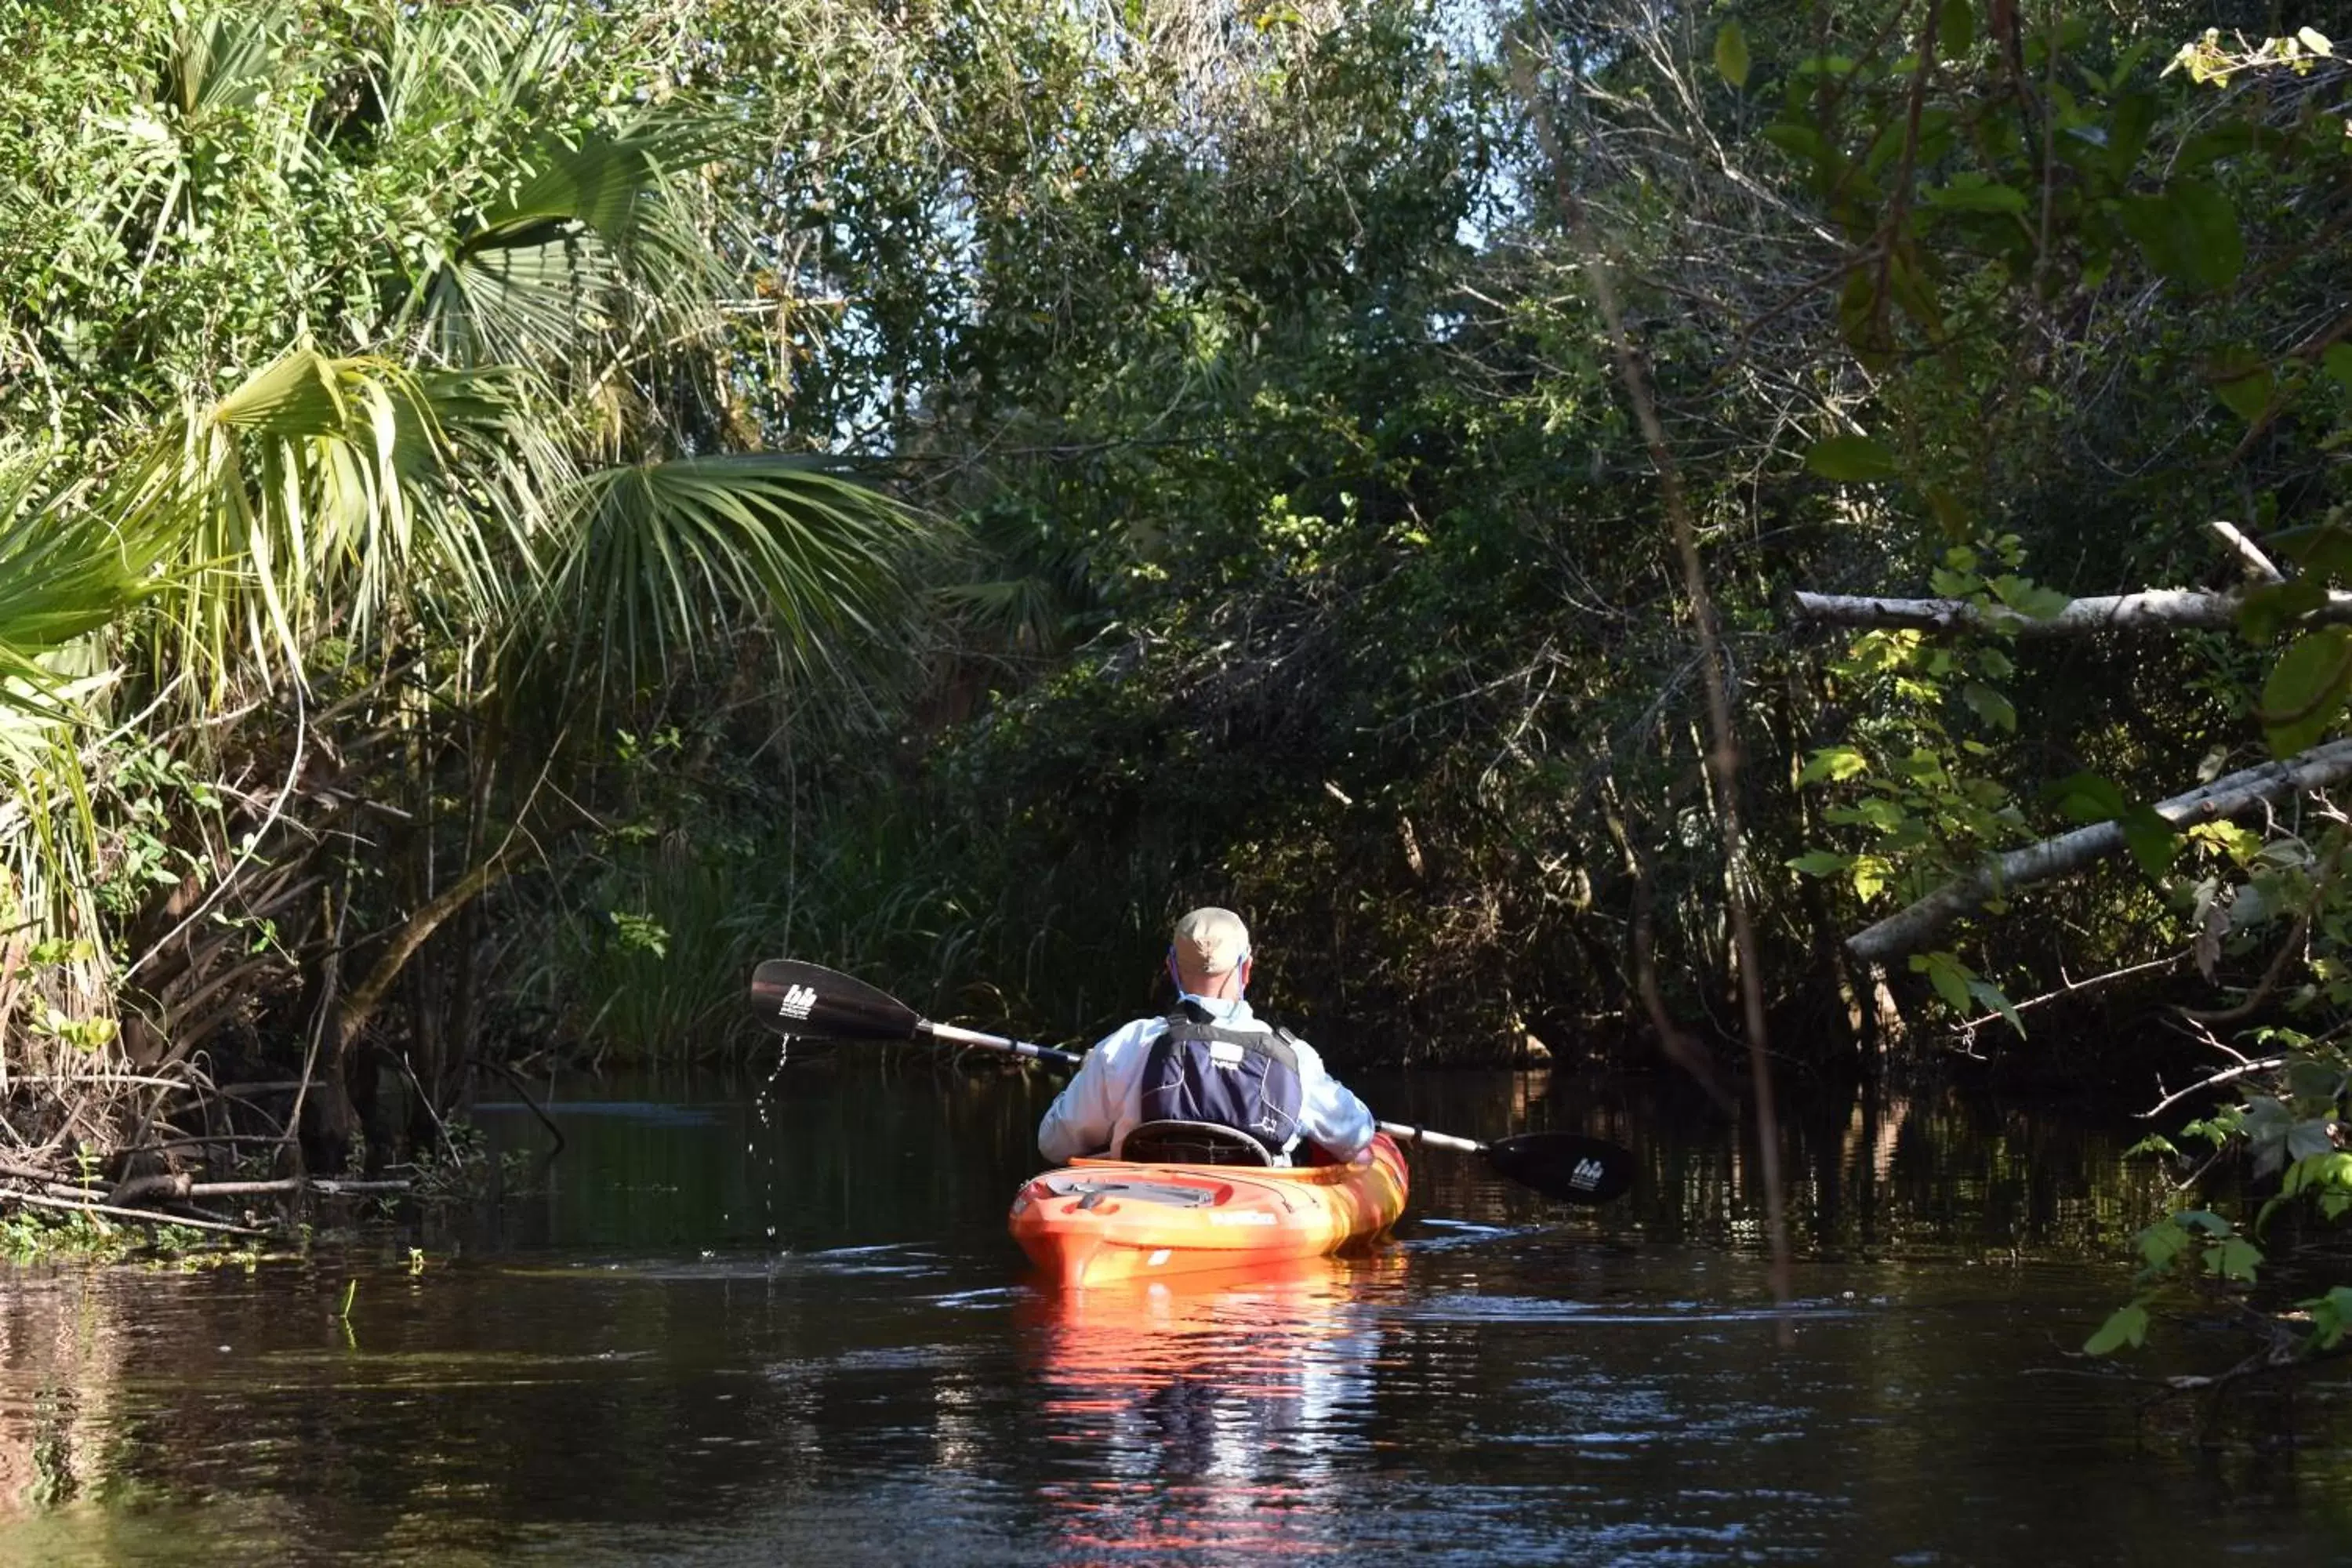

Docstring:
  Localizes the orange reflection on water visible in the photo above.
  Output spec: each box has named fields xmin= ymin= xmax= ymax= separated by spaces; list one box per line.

xmin=1018 ymin=1253 xmax=1403 ymax=1563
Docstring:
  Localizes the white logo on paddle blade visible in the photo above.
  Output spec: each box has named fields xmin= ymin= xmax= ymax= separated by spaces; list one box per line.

xmin=776 ymin=984 xmax=818 ymax=1021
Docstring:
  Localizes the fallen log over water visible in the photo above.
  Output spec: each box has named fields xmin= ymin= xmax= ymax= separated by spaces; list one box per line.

xmin=1846 ymin=739 xmax=2352 ymax=961
xmin=1790 ymin=586 xmax=2352 ymax=636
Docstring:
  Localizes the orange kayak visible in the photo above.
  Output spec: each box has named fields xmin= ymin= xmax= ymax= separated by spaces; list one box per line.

xmin=1008 ymin=1133 xmax=1410 ymax=1287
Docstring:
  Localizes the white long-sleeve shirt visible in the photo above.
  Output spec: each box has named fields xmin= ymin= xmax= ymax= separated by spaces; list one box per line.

xmin=1036 ymin=994 xmax=1377 ymax=1166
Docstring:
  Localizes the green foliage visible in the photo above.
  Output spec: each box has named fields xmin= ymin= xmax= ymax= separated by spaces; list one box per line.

xmin=0 ymin=0 xmax=949 ymax=1162
xmin=1791 ymin=541 xmax=2050 ymax=935
xmin=0 ymin=1203 xmax=209 ymax=1264
xmin=0 ymin=0 xmax=2342 ymax=1155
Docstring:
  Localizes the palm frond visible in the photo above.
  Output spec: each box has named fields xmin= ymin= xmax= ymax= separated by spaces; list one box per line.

xmin=0 ymin=447 xmax=159 ymax=720
xmin=544 ymin=454 xmax=935 ymax=693
xmin=164 ymin=5 xmax=297 ymax=122
xmin=126 ymin=348 xmax=534 ymax=690
xmin=379 ymin=3 xmax=571 ymax=135
xmin=412 ymin=116 xmax=731 ymax=372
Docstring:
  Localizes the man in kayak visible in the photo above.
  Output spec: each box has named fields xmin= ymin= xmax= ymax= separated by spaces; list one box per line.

xmin=1036 ymin=907 xmax=1377 ymax=1167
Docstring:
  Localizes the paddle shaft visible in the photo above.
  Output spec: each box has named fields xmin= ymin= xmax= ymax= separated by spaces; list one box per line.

xmin=920 ymin=1018 xmax=1490 ymax=1156
xmin=747 ymin=958 xmax=1633 ymax=1201
xmin=923 ymin=1020 xmax=1080 ymax=1068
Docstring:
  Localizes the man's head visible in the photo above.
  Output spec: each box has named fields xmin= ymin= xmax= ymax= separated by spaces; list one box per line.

xmin=1169 ymin=906 xmax=1251 ymax=998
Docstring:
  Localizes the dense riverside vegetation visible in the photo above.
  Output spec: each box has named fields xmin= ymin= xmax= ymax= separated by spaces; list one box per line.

xmin=1 ymin=0 xmax=2349 ymax=1387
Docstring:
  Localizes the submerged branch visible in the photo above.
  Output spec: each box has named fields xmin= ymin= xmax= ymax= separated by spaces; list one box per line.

xmin=0 ymin=1187 xmax=270 ymax=1236
xmin=108 ymin=1173 xmax=411 ymax=1203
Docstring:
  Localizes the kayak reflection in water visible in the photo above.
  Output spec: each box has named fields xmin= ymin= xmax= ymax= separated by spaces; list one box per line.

xmin=1036 ymin=908 xmax=1377 ymax=1169
xmin=1022 ymin=1255 xmax=1400 ymax=1555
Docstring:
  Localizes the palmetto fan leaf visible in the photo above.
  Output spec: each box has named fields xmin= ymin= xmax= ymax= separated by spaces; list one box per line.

xmin=550 ymin=455 xmax=930 ymax=691
xmin=0 ymin=448 xmax=161 ymax=720
xmin=377 ymin=2 xmax=572 ymax=135
xmin=164 ymin=5 xmax=298 ymax=121
xmin=126 ymin=348 xmax=533 ymax=691
xmin=416 ymin=118 xmax=729 ymax=371
xmin=365 ymin=0 xmax=728 ymax=375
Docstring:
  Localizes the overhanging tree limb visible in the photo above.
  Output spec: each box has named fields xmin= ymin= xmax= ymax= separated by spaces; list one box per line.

xmin=1847 ymin=739 xmax=2352 ymax=962
xmin=1791 ymin=586 xmax=2352 ymax=636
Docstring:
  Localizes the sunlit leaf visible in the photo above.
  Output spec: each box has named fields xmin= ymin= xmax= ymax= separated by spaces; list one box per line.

xmin=1798 ymin=745 xmax=1871 ymax=783
xmin=1851 ymin=855 xmax=1892 ymax=901
xmin=1788 ymin=850 xmax=1851 ymax=877
xmin=0 ymin=447 xmax=165 ymax=720
xmin=548 ymin=454 xmax=932 ymax=696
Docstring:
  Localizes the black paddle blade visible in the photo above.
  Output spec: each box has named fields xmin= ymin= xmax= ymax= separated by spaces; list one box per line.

xmin=749 ymin=960 xmax=922 ymax=1040
xmin=1485 ymin=1133 xmax=1637 ymax=1205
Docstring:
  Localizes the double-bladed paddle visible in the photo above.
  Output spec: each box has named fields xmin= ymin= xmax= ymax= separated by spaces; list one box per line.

xmin=748 ymin=957 xmax=1635 ymax=1206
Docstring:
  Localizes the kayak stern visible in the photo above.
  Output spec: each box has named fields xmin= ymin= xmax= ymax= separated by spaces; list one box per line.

xmin=1009 ymin=1134 xmax=1409 ymax=1287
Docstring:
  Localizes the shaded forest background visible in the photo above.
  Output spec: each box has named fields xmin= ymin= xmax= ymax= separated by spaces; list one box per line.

xmin=1 ymin=0 xmax=2347 ymax=1203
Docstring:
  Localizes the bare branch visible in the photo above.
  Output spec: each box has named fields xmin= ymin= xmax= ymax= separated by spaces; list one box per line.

xmin=2140 ymin=1056 xmax=2287 ymax=1121
xmin=2209 ymin=520 xmax=2284 ymax=583
xmin=1951 ymin=952 xmax=2189 ymax=1037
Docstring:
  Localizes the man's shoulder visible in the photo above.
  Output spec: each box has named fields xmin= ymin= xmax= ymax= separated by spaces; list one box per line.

xmin=1091 ymin=1015 xmax=1169 ymax=1053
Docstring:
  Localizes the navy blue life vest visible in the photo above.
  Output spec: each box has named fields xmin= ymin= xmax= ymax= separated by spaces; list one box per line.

xmin=1138 ymin=1002 xmax=1306 ymax=1153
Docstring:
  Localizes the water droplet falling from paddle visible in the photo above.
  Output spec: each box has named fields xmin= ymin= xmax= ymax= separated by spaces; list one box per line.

xmin=750 ymin=1033 xmax=793 ymax=1251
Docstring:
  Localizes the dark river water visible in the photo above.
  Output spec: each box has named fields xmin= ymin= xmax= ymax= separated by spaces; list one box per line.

xmin=0 ymin=1057 xmax=2348 ymax=1565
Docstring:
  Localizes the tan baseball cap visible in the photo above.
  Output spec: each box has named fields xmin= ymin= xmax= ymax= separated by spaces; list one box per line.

xmin=1171 ymin=907 xmax=1250 ymax=975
